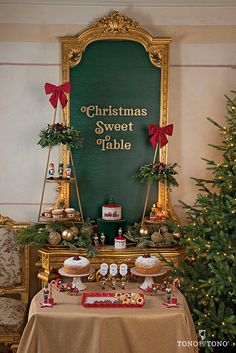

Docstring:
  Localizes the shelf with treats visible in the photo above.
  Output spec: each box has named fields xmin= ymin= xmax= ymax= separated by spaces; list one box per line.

xmin=46 ymin=177 xmax=76 ymax=184
xmin=41 ymin=211 xmax=82 ymax=223
xmin=38 ymin=146 xmax=84 ymax=223
xmin=143 ymin=217 xmax=167 ymax=225
xmin=41 ymin=212 xmax=82 ymax=222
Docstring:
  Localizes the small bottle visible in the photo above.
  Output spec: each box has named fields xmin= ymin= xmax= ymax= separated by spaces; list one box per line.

xmin=58 ymin=163 xmax=64 ymax=179
xmin=114 ymin=228 xmax=126 ymax=249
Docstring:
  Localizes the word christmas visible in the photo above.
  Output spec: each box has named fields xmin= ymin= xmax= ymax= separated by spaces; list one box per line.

xmin=81 ymin=105 xmax=147 ymax=118
xmin=80 ymin=104 xmax=149 ymax=152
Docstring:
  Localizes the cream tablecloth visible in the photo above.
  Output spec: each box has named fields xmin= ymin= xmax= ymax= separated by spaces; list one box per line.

xmin=17 ymin=282 xmax=197 ymax=353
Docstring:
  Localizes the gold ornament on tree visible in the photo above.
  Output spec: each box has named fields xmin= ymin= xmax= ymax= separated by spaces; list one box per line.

xmin=160 ymin=225 xmax=168 ymax=233
xmin=47 ymin=231 xmax=62 ymax=246
xmin=80 ymin=224 xmax=94 ymax=235
xmin=62 ymin=228 xmax=74 ymax=241
xmin=173 ymin=232 xmax=182 ymax=240
xmin=139 ymin=227 xmax=149 ymax=237
xmin=151 ymin=231 xmax=162 ymax=243
xmin=162 ymin=232 xmax=173 ymax=241
xmin=70 ymin=226 xmax=79 ymax=236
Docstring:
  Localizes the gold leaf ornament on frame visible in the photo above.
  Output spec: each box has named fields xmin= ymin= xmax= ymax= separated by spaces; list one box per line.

xmin=91 ymin=11 xmax=140 ymax=34
xmin=149 ymin=48 xmax=162 ymax=66
xmin=68 ymin=48 xmax=81 ymax=67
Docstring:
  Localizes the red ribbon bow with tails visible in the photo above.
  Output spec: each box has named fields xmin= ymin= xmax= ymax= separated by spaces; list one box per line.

xmin=44 ymin=82 xmax=71 ymax=108
xmin=148 ymin=124 xmax=174 ymax=148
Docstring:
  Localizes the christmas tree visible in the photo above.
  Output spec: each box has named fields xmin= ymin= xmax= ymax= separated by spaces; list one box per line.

xmin=168 ymin=92 xmax=236 ymax=352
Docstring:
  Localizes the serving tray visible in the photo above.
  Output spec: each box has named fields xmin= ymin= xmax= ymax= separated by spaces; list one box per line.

xmin=81 ymin=292 xmax=145 ymax=308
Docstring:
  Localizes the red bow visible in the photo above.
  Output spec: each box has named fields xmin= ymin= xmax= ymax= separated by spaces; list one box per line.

xmin=148 ymin=124 xmax=173 ymax=148
xmin=44 ymin=82 xmax=71 ymax=108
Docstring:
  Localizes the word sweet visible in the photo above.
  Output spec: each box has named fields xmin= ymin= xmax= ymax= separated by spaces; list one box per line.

xmin=95 ymin=121 xmax=134 ymax=135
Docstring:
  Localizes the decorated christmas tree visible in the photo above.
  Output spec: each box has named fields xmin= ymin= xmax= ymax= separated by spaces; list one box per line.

xmin=168 ymin=92 xmax=236 ymax=352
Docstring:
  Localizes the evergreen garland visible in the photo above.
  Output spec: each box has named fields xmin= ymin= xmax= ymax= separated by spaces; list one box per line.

xmin=15 ymin=220 xmax=98 ymax=257
xmin=14 ymin=223 xmax=49 ymax=246
xmin=135 ymin=162 xmax=179 ymax=187
xmin=124 ymin=222 xmax=178 ymax=248
xmin=38 ymin=123 xmax=83 ymax=149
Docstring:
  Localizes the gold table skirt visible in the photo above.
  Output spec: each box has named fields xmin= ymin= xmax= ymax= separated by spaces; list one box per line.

xmin=18 ymin=282 xmax=197 ymax=353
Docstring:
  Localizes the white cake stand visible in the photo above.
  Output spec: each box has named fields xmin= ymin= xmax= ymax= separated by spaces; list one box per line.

xmin=58 ymin=267 xmax=94 ymax=291
xmin=130 ymin=267 xmax=167 ymax=290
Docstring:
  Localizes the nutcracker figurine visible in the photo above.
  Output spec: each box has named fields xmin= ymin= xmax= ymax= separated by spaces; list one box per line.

xmin=100 ymin=233 xmax=105 ymax=246
xmin=58 ymin=163 xmax=64 ymax=179
xmin=165 ymin=283 xmax=172 ymax=304
xmin=43 ymin=283 xmax=50 ymax=303
xmin=94 ymin=233 xmax=99 ymax=247
xmin=65 ymin=164 xmax=71 ymax=179
xmin=48 ymin=163 xmax=55 ymax=179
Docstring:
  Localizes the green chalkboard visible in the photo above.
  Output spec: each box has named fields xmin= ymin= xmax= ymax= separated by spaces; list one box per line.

xmin=70 ymin=40 xmax=161 ymax=224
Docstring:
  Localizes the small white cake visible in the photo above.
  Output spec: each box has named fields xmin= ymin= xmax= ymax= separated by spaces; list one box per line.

xmin=65 ymin=208 xmax=76 ymax=217
xmin=44 ymin=207 xmax=53 ymax=218
xmin=135 ymin=254 xmax=161 ymax=274
xmin=63 ymin=256 xmax=90 ymax=275
xmin=52 ymin=209 xmax=64 ymax=218
xmin=102 ymin=204 xmax=122 ymax=221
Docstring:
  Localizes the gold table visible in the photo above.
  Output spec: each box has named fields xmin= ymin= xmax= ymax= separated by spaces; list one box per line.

xmin=37 ymin=245 xmax=185 ymax=287
xmin=17 ymin=282 xmax=197 ymax=353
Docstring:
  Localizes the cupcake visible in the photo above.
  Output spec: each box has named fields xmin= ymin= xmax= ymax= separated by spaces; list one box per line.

xmin=65 ymin=208 xmax=76 ymax=218
xmin=52 ymin=209 xmax=64 ymax=218
xmin=44 ymin=207 xmax=53 ymax=218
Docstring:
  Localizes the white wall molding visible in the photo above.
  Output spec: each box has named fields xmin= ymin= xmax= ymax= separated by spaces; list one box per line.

xmin=0 ymin=4 xmax=236 ymax=26
xmin=1 ymin=1 xmax=236 ymax=7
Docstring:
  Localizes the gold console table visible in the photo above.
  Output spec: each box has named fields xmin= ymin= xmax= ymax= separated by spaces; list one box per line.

xmin=38 ymin=245 xmax=184 ymax=287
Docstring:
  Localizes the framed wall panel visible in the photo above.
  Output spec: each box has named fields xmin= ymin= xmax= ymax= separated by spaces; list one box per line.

xmin=61 ymin=11 xmax=173 ymax=224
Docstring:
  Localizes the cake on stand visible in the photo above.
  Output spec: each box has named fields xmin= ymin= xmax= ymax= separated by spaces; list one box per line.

xmin=58 ymin=267 xmax=95 ymax=291
xmin=130 ymin=267 xmax=167 ymax=290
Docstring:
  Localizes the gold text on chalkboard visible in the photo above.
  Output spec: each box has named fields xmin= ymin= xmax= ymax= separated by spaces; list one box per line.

xmin=81 ymin=105 xmax=148 ymax=118
xmin=95 ymin=121 xmax=134 ymax=135
xmin=97 ymin=135 xmax=131 ymax=151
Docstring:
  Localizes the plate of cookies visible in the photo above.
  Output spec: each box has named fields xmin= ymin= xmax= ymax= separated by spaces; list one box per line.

xmin=81 ymin=292 xmax=145 ymax=308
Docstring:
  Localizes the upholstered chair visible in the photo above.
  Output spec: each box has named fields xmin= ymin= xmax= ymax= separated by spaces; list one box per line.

xmin=0 ymin=215 xmax=29 ymax=353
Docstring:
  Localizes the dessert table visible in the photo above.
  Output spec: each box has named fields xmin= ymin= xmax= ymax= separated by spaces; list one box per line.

xmin=17 ymin=283 xmax=197 ymax=353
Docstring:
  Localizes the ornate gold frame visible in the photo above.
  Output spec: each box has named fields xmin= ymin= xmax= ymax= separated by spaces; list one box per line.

xmin=60 ymin=11 xmax=174 ymax=218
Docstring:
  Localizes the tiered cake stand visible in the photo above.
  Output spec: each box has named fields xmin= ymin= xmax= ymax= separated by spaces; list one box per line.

xmin=130 ymin=267 xmax=167 ymax=290
xmin=58 ymin=268 xmax=95 ymax=291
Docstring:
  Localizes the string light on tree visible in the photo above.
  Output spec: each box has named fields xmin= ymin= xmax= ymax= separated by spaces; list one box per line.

xmin=164 ymin=92 xmax=236 ymax=346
